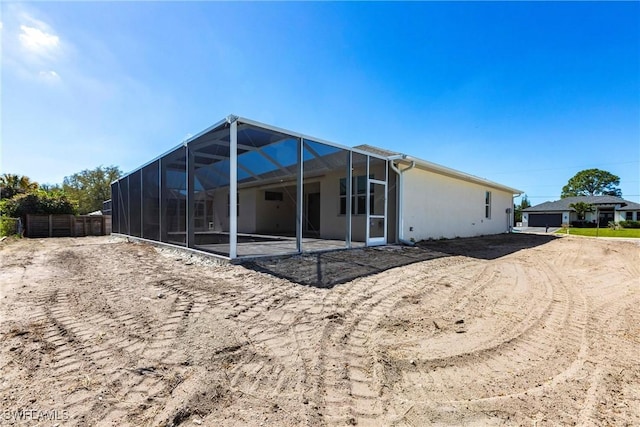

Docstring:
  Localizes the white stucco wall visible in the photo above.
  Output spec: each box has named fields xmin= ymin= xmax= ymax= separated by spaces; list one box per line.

xmin=616 ymin=210 xmax=637 ymax=222
xmin=318 ymin=163 xmax=389 ymax=242
xmin=402 ymin=167 xmax=514 ymax=240
xmin=316 ymin=171 xmax=349 ymax=241
xmin=254 ymin=187 xmax=297 ymax=234
xmin=209 ymin=188 xmax=257 ymax=233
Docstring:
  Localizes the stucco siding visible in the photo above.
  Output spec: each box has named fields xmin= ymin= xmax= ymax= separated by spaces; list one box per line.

xmin=402 ymin=168 xmax=513 ymax=240
xmin=254 ymin=186 xmax=296 ymax=234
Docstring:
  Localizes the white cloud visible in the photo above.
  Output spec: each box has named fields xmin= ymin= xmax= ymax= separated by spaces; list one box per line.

xmin=38 ymin=70 xmax=61 ymax=83
xmin=1 ymin=5 xmax=66 ymax=82
xmin=19 ymin=24 xmax=60 ymax=53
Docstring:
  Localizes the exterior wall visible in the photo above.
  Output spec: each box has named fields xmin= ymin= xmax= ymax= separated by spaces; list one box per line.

xmin=210 ymin=188 xmax=257 ymax=233
xmin=616 ymin=210 xmax=638 ymax=222
xmin=213 ymin=161 xmax=394 ymax=242
xmin=254 ymin=186 xmax=296 ymax=234
xmin=318 ymin=170 xmax=349 ymax=241
xmin=238 ymin=188 xmax=257 ymax=233
xmin=402 ymin=167 xmax=514 ymax=240
xmin=584 ymin=211 xmax=597 ymax=223
xmin=318 ymin=163 xmax=389 ymax=242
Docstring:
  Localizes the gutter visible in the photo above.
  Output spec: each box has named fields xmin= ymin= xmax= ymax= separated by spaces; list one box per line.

xmin=389 ymin=155 xmax=416 ymax=245
xmin=394 ymin=155 xmax=523 ymax=195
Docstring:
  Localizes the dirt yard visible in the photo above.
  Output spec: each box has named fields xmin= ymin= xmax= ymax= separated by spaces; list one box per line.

xmin=1 ymin=234 xmax=638 ymax=426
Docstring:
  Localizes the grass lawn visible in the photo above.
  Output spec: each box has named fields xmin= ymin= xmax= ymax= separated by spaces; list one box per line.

xmin=556 ymin=228 xmax=640 ymax=238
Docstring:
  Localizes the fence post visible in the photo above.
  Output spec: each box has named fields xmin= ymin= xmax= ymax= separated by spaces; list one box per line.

xmin=49 ymin=215 xmax=53 ymax=237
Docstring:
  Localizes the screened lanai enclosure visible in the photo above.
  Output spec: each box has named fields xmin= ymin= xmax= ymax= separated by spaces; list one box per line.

xmin=111 ymin=116 xmax=396 ymax=259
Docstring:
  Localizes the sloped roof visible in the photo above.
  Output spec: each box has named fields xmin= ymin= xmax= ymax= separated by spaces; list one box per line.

xmin=524 ymin=196 xmax=639 ymax=212
xmin=355 ymin=143 xmax=522 ymax=195
xmin=117 ymin=115 xmax=522 ymax=195
xmin=618 ymin=200 xmax=640 ymax=211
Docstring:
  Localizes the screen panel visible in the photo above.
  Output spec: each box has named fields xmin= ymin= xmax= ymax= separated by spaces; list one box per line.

xmin=142 ymin=160 xmax=160 ymax=241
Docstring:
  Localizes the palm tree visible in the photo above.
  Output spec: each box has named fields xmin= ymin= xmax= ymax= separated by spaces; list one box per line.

xmin=0 ymin=174 xmax=39 ymax=199
xmin=569 ymin=201 xmax=594 ymax=221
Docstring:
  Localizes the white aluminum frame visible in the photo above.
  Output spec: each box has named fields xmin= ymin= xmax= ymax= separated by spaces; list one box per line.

xmin=229 ymin=119 xmax=238 ymax=258
xmin=111 ymin=114 xmax=392 ymax=260
xmin=366 ymin=159 xmax=388 ymax=246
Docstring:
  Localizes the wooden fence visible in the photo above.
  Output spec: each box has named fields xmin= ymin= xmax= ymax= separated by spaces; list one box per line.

xmin=25 ymin=214 xmax=111 ymax=238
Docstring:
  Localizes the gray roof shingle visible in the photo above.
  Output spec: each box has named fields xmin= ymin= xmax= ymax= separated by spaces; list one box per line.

xmin=523 ymin=196 xmax=640 ymax=212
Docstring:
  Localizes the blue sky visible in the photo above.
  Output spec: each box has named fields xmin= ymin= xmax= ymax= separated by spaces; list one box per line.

xmin=2 ymin=2 xmax=638 ymax=204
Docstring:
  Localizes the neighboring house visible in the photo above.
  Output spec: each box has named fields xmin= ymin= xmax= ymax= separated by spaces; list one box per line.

xmin=110 ymin=115 xmax=522 ymax=260
xmin=522 ymin=196 xmax=640 ymax=227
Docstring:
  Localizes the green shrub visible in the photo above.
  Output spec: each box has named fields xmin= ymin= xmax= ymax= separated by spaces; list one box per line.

xmin=0 ymin=217 xmax=19 ymax=236
xmin=0 ymin=190 xmax=77 ymax=219
xmin=619 ymin=220 xmax=640 ymax=229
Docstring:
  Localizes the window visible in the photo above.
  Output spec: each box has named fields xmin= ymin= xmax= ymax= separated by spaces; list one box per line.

xmin=485 ymin=191 xmax=491 ymax=219
xmin=339 ymin=175 xmax=373 ymax=215
xmin=626 ymin=212 xmax=633 ymax=221
xmin=265 ymin=191 xmax=283 ymax=201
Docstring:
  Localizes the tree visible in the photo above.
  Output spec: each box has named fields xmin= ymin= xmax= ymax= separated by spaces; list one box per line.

xmin=39 ymin=183 xmax=63 ymax=193
xmin=569 ymin=201 xmax=593 ymax=221
xmin=62 ymin=165 xmax=122 ymax=214
xmin=0 ymin=189 xmax=77 ymax=218
xmin=0 ymin=173 xmax=39 ymax=199
xmin=561 ymin=169 xmax=622 ymax=198
xmin=514 ymin=194 xmax=531 ymax=223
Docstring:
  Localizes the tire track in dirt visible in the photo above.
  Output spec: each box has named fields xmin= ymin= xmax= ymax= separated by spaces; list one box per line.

xmin=393 ymin=257 xmax=588 ymax=405
xmin=29 ymin=284 xmax=183 ymax=424
xmin=37 ymin=289 xmax=99 ymax=375
xmin=316 ymin=253 xmax=590 ymax=426
xmin=576 ymin=288 xmax=639 ymax=426
xmin=214 ymin=283 xmax=323 ymax=425
xmin=140 ymin=279 xmax=200 ymax=363
xmin=314 ymin=257 xmax=473 ymax=424
xmin=18 ymin=247 xmax=204 ymax=426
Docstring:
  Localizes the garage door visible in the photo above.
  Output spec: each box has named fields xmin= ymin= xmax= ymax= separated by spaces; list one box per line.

xmin=528 ymin=213 xmax=562 ymax=227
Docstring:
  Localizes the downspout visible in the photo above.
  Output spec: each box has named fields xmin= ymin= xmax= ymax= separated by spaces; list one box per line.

xmin=389 ymin=156 xmax=415 ymax=246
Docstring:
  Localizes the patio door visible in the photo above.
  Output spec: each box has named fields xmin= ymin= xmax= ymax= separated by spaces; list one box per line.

xmin=367 ymin=179 xmax=387 ymax=246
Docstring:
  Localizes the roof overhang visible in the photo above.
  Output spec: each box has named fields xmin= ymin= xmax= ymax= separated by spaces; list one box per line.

xmin=112 ymin=114 xmax=524 ymax=198
xmin=392 ymin=157 xmax=523 ymax=195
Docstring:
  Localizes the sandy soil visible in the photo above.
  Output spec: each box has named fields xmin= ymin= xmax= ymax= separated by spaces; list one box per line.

xmin=0 ymin=234 xmax=638 ymax=426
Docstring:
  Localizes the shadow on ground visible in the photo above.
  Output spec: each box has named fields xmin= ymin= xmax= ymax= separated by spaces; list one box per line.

xmin=244 ymin=233 xmax=559 ymax=288
xmin=417 ymin=233 xmax=559 ymax=260
xmin=245 ymin=246 xmax=446 ymax=289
